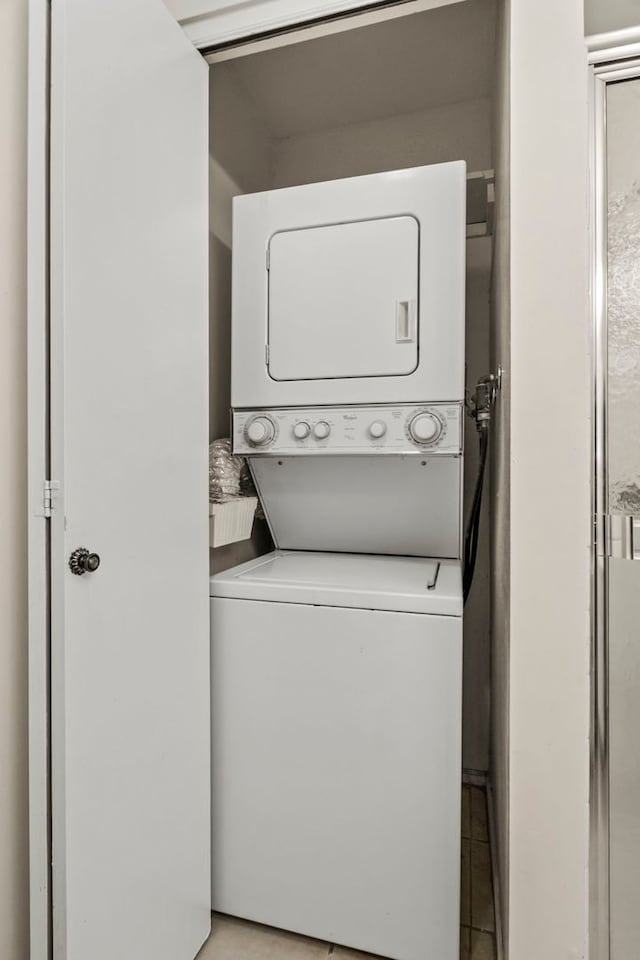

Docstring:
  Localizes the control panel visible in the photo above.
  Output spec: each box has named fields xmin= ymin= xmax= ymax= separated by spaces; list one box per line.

xmin=232 ymin=404 xmax=462 ymax=456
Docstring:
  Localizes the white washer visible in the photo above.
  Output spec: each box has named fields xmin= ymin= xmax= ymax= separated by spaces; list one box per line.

xmin=210 ymin=551 xmax=462 ymax=960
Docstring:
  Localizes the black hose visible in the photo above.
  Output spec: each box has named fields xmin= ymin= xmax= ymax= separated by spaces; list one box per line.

xmin=463 ymin=422 xmax=489 ymax=604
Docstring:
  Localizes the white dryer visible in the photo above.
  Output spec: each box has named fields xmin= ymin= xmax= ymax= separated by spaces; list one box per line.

xmin=232 ymin=162 xmax=466 ymax=410
xmin=210 ymin=550 xmax=463 ymax=960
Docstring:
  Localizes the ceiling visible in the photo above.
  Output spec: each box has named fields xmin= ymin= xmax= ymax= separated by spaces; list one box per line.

xmin=213 ymin=0 xmax=497 ymax=139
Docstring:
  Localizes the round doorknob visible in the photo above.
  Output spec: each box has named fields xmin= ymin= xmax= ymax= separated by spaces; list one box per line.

xmin=69 ymin=547 xmax=101 ymax=576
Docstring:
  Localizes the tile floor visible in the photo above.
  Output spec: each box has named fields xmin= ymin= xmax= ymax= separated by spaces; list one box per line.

xmin=460 ymin=784 xmax=497 ymax=959
xmin=198 ymin=785 xmax=496 ymax=960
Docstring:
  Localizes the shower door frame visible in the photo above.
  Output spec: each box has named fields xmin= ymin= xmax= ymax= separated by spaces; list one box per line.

xmin=589 ymin=33 xmax=640 ymax=960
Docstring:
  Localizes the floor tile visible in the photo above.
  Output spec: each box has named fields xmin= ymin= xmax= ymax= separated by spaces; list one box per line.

xmin=460 ymin=925 xmax=471 ymax=960
xmin=470 ymin=929 xmax=496 ymax=960
xmin=197 ymin=914 xmax=330 ymax=960
xmin=470 ymin=841 xmax=494 ymax=933
xmin=460 ymin=838 xmax=471 ymax=926
xmin=470 ymin=786 xmax=489 ymax=842
xmin=462 ymin=786 xmax=472 ymax=840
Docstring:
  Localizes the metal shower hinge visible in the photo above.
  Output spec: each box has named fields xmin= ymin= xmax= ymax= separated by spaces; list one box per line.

xmin=603 ymin=513 xmax=640 ymax=560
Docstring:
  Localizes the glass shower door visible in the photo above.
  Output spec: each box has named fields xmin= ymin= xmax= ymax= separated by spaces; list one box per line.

xmin=602 ymin=75 xmax=640 ymax=960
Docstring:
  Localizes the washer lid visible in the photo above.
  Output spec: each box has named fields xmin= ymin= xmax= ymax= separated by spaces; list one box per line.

xmin=210 ymin=551 xmax=462 ymax=617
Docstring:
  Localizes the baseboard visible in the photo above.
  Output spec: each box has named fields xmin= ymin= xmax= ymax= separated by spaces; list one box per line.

xmin=486 ymin=780 xmax=505 ymax=960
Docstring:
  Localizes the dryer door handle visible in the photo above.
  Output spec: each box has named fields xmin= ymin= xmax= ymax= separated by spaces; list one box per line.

xmin=395 ymin=300 xmax=417 ymax=343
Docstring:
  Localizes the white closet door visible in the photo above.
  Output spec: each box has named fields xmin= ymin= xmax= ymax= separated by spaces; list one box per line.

xmin=49 ymin=3 xmax=210 ymax=959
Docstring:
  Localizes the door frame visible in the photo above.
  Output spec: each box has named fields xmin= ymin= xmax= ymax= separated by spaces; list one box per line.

xmin=588 ymin=32 xmax=640 ymax=960
xmin=27 ymin=2 xmax=52 ymax=958
xmin=172 ymin=0 xmax=463 ymax=53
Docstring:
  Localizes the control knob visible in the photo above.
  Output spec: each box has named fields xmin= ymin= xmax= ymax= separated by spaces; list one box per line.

xmin=408 ymin=412 xmax=443 ymax=445
xmin=313 ymin=421 xmax=331 ymax=440
xmin=293 ymin=421 xmax=311 ymax=440
xmin=245 ymin=416 xmax=275 ymax=447
xmin=369 ymin=420 xmax=387 ymax=439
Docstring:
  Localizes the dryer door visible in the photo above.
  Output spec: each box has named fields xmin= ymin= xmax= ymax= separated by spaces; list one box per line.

xmin=267 ymin=216 xmax=419 ymax=381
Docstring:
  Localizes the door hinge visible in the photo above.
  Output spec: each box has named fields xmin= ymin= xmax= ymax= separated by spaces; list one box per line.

xmin=266 ymin=247 xmax=270 ymax=270
xmin=601 ymin=513 xmax=640 ymax=560
xmin=42 ymin=480 xmax=60 ymax=518
xmin=265 ymin=344 xmax=270 ymax=365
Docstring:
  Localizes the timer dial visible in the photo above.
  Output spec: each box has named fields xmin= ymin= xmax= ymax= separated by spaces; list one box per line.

xmin=408 ymin=412 xmax=443 ymax=445
xmin=245 ymin=416 xmax=275 ymax=447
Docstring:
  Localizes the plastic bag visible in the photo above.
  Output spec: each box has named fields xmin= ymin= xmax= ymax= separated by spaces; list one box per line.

xmin=209 ymin=438 xmax=243 ymax=502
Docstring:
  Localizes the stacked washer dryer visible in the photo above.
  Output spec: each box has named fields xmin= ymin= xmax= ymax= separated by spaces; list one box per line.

xmin=210 ymin=161 xmax=467 ymax=960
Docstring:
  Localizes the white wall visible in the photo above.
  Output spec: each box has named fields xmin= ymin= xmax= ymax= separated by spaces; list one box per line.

xmin=0 ymin=1 xmax=29 ymax=958
xmin=209 ymin=67 xmax=272 ymax=441
xmin=209 ymin=67 xmax=275 ymax=572
xmin=507 ymin=0 xmax=590 ymax=957
xmin=210 ymin=67 xmax=273 ymax=199
xmin=271 ymin=98 xmax=493 ymax=187
xmin=585 ymin=0 xmax=640 ymax=35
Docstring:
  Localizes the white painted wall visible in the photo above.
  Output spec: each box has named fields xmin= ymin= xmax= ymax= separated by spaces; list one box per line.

xmin=210 ymin=67 xmax=273 ymax=201
xmin=209 ymin=67 xmax=275 ymax=572
xmin=0 ymin=1 xmax=29 ymax=958
xmin=585 ymin=0 xmax=640 ymax=36
xmin=270 ymin=98 xmax=493 ymax=187
xmin=209 ymin=67 xmax=272 ymax=442
xmin=507 ymin=0 xmax=590 ymax=957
